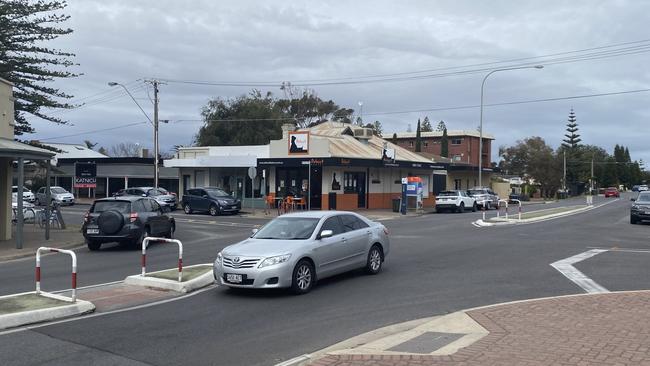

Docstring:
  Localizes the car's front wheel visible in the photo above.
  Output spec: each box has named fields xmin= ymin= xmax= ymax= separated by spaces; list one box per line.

xmin=291 ymin=260 xmax=315 ymax=295
xmin=209 ymin=204 xmax=219 ymax=216
xmin=457 ymin=202 xmax=465 ymax=213
xmin=472 ymin=203 xmax=477 ymax=212
xmin=365 ymin=245 xmax=383 ymax=275
xmin=183 ymin=203 xmax=192 ymax=214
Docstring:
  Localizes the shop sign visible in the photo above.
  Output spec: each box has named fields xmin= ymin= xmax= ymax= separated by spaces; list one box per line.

xmin=74 ymin=162 xmax=97 ymax=188
xmin=288 ymin=131 xmax=310 ymax=155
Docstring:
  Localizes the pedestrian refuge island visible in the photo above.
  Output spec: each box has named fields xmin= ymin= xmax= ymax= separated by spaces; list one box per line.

xmin=0 ymin=247 xmax=95 ymax=330
xmin=124 ymin=237 xmax=215 ymax=293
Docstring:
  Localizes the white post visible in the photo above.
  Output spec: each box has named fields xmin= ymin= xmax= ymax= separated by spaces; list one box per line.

xmin=141 ymin=237 xmax=184 ymax=282
xmin=36 ymin=247 xmax=77 ymax=302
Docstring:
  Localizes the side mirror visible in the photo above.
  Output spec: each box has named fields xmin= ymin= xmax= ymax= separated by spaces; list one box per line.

xmin=319 ymin=230 xmax=333 ymax=239
xmin=251 ymin=228 xmax=258 ymax=236
xmin=631 ymin=198 xmax=636 ymax=202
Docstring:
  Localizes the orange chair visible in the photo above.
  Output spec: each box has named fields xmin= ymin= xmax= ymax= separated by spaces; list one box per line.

xmin=294 ymin=197 xmax=307 ymax=210
xmin=264 ymin=195 xmax=275 ymax=215
xmin=285 ymin=196 xmax=295 ymax=213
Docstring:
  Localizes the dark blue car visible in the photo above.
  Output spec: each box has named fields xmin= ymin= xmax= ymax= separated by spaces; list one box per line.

xmin=182 ymin=187 xmax=241 ymax=216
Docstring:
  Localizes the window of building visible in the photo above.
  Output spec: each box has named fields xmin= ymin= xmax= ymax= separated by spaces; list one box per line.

xmin=452 ymin=154 xmax=462 ymax=161
xmin=451 ymin=138 xmax=463 ymax=145
xmin=454 ymin=179 xmax=462 ymax=190
xmin=409 ymin=141 xmax=414 ymax=147
xmin=424 ymin=141 xmax=429 ymax=147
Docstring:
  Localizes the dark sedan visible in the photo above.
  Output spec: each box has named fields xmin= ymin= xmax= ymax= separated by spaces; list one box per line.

xmin=182 ymin=187 xmax=241 ymax=216
xmin=630 ymin=192 xmax=650 ymax=224
xmin=83 ymin=196 xmax=175 ymax=250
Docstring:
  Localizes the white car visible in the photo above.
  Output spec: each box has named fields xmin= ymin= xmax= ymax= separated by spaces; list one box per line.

xmin=435 ymin=190 xmax=477 ymax=213
xmin=36 ymin=186 xmax=75 ymax=206
xmin=11 ymin=198 xmax=36 ymax=221
xmin=639 ymin=185 xmax=649 ymax=192
xmin=12 ymin=186 xmax=35 ymax=203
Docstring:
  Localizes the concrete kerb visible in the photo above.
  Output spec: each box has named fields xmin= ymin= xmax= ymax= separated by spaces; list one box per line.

xmin=124 ymin=263 xmax=215 ymax=293
xmin=0 ymin=291 xmax=95 ymax=330
xmin=473 ymin=199 xmax=618 ymax=227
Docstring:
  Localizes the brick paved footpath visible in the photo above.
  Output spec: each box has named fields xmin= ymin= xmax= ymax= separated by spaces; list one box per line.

xmin=309 ymin=291 xmax=650 ymax=366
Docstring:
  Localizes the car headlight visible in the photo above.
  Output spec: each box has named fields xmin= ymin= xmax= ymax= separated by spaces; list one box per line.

xmin=632 ymin=205 xmax=640 ymax=210
xmin=217 ymin=199 xmax=228 ymax=205
xmin=215 ymin=252 xmax=223 ymax=265
xmin=258 ymin=254 xmax=291 ymax=268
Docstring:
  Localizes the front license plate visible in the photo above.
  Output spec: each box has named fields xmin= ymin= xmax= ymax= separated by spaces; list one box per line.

xmin=86 ymin=228 xmax=99 ymax=234
xmin=231 ymin=205 xmax=238 ymax=209
xmin=226 ymin=274 xmax=242 ymax=283
xmin=645 ymin=211 xmax=650 ymax=215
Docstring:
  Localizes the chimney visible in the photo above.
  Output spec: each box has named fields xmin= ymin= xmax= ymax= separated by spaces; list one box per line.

xmin=281 ymin=123 xmax=295 ymax=139
xmin=139 ymin=148 xmax=149 ymax=158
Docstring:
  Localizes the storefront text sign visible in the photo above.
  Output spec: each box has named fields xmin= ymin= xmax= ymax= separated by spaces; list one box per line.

xmin=288 ymin=131 xmax=309 ymax=155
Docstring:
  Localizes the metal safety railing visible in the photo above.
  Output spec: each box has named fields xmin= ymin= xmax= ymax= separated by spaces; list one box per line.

xmin=36 ymin=247 xmax=77 ymax=302
xmin=496 ymin=199 xmax=509 ymax=219
xmin=141 ymin=237 xmax=184 ymax=282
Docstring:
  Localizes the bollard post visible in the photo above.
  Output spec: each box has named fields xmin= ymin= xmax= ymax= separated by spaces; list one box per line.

xmin=141 ymin=237 xmax=184 ymax=282
xmin=482 ymin=203 xmax=486 ymax=220
xmin=36 ymin=247 xmax=77 ymax=302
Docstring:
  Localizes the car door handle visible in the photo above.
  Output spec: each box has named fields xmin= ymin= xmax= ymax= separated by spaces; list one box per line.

xmin=341 ymin=237 xmax=347 ymax=243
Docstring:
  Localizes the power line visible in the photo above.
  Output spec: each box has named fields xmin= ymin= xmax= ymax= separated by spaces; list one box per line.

xmin=38 ymin=121 xmax=149 ymax=141
xmin=156 ymin=40 xmax=650 ymax=87
xmin=171 ymin=87 xmax=650 ymax=123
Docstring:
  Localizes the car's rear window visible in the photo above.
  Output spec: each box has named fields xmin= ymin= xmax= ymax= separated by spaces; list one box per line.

xmin=468 ymin=190 xmax=486 ymax=195
xmin=438 ymin=191 xmax=458 ymax=197
xmin=92 ymin=201 xmax=131 ymax=213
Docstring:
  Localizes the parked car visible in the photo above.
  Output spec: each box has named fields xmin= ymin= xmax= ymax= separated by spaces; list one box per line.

xmin=182 ymin=187 xmax=241 ymax=216
xmin=213 ymin=211 xmax=389 ymax=294
xmin=435 ymin=190 xmax=477 ymax=213
xmin=509 ymin=193 xmax=530 ymax=203
xmin=12 ymin=186 xmax=35 ymax=203
xmin=36 ymin=186 xmax=75 ymax=206
xmin=630 ymin=192 xmax=650 ymax=224
xmin=632 ymin=185 xmax=640 ymax=192
xmin=120 ymin=187 xmax=177 ymax=210
xmin=467 ymin=187 xmax=499 ymax=209
xmin=604 ymin=187 xmax=620 ymax=198
xmin=639 ymin=185 xmax=649 ymax=192
xmin=82 ymin=196 xmax=175 ymax=251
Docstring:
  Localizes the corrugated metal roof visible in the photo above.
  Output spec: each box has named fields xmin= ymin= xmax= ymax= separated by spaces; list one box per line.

xmin=44 ymin=143 xmax=108 ymax=159
xmin=303 ymin=122 xmax=432 ymax=163
xmin=0 ymin=138 xmax=55 ymax=159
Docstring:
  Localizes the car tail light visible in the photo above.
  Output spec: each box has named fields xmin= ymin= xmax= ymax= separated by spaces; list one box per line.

xmin=83 ymin=211 xmax=90 ymax=223
xmin=383 ymin=226 xmax=390 ymax=235
xmin=129 ymin=212 xmax=138 ymax=223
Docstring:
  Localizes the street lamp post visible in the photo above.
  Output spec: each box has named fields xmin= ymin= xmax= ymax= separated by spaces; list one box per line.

xmin=109 ymin=81 xmax=159 ymax=187
xmin=478 ymin=65 xmax=543 ymax=186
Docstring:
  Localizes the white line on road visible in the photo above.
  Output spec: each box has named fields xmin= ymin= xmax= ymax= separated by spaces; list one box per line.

xmin=550 ymin=249 xmax=609 ymax=294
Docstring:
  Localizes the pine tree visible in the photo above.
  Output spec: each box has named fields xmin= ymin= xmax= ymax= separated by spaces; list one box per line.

xmin=421 ymin=116 xmax=433 ymax=132
xmin=436 ymin=120 xmax=447 ymax=132
xmin=562 ymin=109 xmax=581 ymax=148
xmin=0 ymin=0 xmax=79 ymax=135
xmin=441 ymin=128 xmax=449 ymax=157
xmin=415 ymin=119 xmax=422 ymax=152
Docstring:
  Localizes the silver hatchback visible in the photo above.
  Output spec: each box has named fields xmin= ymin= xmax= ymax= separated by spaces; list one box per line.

xmin=213 ymin=211 xmax=390 ymax=294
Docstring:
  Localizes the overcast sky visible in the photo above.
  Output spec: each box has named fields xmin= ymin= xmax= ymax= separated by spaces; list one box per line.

xmin=26 ymin=0 xmax=650 ymax=164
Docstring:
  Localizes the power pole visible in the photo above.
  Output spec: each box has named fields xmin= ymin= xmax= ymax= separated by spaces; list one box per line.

xmin=153 ymin=80 xmax=159 ymax=188
xmin=591 ymin=155 xmax=594 ymax=194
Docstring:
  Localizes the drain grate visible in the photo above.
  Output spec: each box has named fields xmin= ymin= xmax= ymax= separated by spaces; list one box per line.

xmin=388 ymin=331 xmax=465 ymax=354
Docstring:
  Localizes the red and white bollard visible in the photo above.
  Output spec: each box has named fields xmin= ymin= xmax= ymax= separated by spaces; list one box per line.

xmin=36 ymin=247 xmax=77 ymax=302
xmin=141 ymin=237 xmax=184 ymax=282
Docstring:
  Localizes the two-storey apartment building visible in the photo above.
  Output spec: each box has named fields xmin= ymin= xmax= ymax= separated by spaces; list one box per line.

xmin=393 ymin=130 xmax=494 ymax=168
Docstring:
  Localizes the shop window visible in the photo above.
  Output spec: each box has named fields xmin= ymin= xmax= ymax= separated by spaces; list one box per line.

xmin=454 ymin=179 xmax=462 ymax=190
xmin=409 ymin=141 xmax=414 ymax=147
xmin=452 ymin=155 xmax=462 ymax=161
xmin=451 ymin=138 xmax=463 ymax=145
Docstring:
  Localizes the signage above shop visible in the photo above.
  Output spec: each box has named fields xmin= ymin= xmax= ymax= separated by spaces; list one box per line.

xmin=288 ymin=131 xmax=310 ymax=155
xmin=74 ymin=162 xmax=97 ymax=188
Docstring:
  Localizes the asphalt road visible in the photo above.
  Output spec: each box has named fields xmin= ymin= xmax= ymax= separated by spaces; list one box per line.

xmin=1 ymin=195 xmax=647 ymax=366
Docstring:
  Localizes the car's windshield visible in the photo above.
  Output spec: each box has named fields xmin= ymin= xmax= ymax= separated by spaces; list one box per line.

xmin=438 ymin=191 xmax=458 ymax=197
xmin=148 ymin=189 xmax=163 ymax=196
xmin=468 ymin=190 xmax=486 ymax=195
xmin=636 ymin=193 xmax=650 ymax=203
xmin=51 ymin=187 xmax=67 ymax=194
xmin=206 ymin=188 xmax=229 ymax=197
xmin=92 ymin=201 xmax=130 ymax=214
xmin=253 ymin=217 xmax=320 ymax=240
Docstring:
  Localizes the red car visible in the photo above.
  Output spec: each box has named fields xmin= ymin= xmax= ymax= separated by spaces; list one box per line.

xmin=604 ymin=187 xmax=620 ymax=198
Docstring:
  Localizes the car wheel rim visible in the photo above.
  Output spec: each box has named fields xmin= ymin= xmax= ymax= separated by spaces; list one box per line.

xmin=210 ymin=207 xmax=217 ymax=215
xmin=296 ymin=265 xmax=311 ymax=290
xmin=184 ymin=205 xmax=190 ymax=213
xmin=370 ymin=249 xmax=381 ymax=271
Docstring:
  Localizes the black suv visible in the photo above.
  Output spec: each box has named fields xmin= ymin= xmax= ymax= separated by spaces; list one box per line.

xmin=83 ymin=196 xmax=175 ymax=251
xmin=182 ymin=187 xmax=241 ymax=216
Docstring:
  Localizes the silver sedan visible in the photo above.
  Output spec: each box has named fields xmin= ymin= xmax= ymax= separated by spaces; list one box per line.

xmin=213 ymin=211 xmax=390 ymax=294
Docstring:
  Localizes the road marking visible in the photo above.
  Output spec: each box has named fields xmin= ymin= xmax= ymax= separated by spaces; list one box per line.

xmin=0 ymin=284 xmax=218 ymax=336
xmin=172 ymin=218 xmax=258 ymax=228
xmin=550 ymin=249 xmax=609 ymax=294
xmin=587 ymin=246 xmax=650 ymax=253
xmin=274 ymin=354 xmax=311 ymax=366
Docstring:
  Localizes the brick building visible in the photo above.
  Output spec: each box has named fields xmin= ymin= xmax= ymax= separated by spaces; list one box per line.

xmin=393 ymin=130 xmax=494 ymax=168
